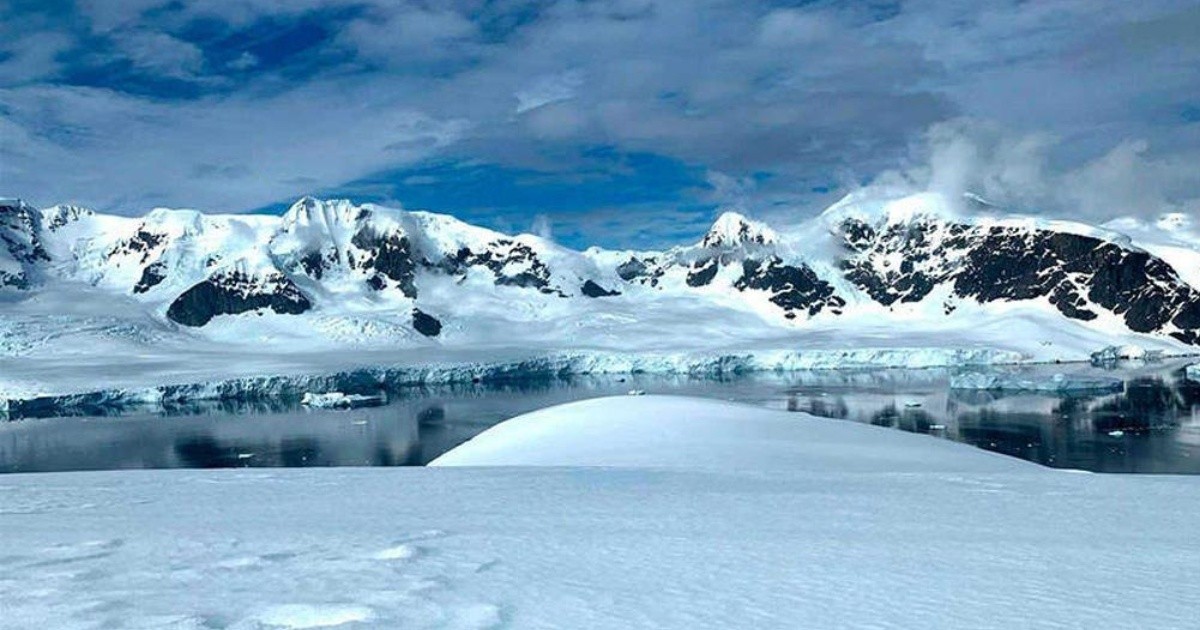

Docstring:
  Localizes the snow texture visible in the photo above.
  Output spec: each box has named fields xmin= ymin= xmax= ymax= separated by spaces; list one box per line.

xmin=430 ymin=395 xmax=1028 ymax=471
xmin=2 ymin=395 xmax=1198 ymax=629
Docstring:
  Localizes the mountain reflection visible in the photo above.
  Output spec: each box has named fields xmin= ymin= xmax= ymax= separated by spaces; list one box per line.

xmin=3 ymin=363 xmax=1199 ymax=474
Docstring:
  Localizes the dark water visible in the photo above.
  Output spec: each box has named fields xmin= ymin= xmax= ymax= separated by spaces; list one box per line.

xmin=3 ymin=361 xmax=1199 ymax=474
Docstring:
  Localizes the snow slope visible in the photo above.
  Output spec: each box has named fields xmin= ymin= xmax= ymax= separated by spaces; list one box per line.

xmin=3 ymin=395 xmax=1198 ymax=629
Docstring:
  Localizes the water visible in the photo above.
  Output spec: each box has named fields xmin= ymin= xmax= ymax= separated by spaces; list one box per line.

xmin=3 ymin=361 xmax=1199 ymax=474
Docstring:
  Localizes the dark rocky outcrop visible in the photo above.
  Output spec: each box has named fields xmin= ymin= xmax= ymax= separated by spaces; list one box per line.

xmin=298 ymin=250 xmax=325 ymax=280
xmin=685 ymin=258 xmax=720 ymax=287
xmin=108 ymin=228 xmax=166 ymax=264
xmin=0 ymin=199 xmax=50 ymax=290
xmin=441 ymin=240 xmax=563 ymax=295
xmin=735 ymin=257 xmax=845 ymax=318
xmin=167 ymin=270 xmax=312 ymax=327
xmin=351 ymin=228 xmax=417 ymax=297
xmin=616 ymin=257 xmax=649 ymax=281
xmin=838 ymin=217 xmax=1200 ymax=344
xmin=412 ymin=308 xmax=442 ymax=337
xmin=580 ymin=280 xmax=620 ymax=298
xmin=133 ymin=261 xmax=167 ymax=294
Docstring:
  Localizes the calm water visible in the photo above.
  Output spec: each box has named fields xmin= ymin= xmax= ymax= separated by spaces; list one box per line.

xmin=3 ymin=361 xmax=1199 ymax=474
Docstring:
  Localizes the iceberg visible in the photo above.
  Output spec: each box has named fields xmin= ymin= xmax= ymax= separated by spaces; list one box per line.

xmin=300 ymin=392 xmax=385 ymax=409
xmin=1090 ymin=344 xmax=1163 ymax=365
xmin=1186 ymin=363 xmax=1200 ymax=383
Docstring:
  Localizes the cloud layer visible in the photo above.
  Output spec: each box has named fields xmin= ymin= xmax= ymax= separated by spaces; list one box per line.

xmin=1 ymin=0 xmax=1197 ymax=246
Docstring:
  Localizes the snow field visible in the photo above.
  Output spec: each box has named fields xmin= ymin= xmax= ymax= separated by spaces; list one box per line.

xmin=3 ymin=396 xmax=1199 ymax=629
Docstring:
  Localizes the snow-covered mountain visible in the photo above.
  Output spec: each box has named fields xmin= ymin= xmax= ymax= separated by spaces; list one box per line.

xmin=2 ymin=191 xmax=1199 ymax=398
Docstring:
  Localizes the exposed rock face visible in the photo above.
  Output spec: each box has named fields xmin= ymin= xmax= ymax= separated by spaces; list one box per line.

xmin=351 ymin=229 xmax=417 ymax=297
xmin=616 ymin=257 xmax=649 ymax=281
xmin=412 ymin=308 xmax=442 ymax=337
xmin=685 ymin=259 xmax=720 ymax=287
xmin=167 ymin=269 xmax=312 ymax=327
xmin=0 ymin=199 xmax=50 ymax=290
xmin=272 ymin=198 xmax=418 ymax=297
xmin=581 ymin=280 xmax=620 ymax=298
xmin=41 ymin=204 xmax=93 ymax=231
xmin=7 ymin=194 xmax=1200 ymax=347
xmin=837 ymin=217 xmax=1200 ymax=344
xmin=133 ymin=262 xmax=167 ymax=294
xmin=108 ymin=228 xmax=166 ymax=265
xmin=735 ymin=257 xmax=845 ymax=319
xmin=700 ymin=212 xmax=779 ymax=248
xmin=442 ymin=239 xmax=563 ymax=295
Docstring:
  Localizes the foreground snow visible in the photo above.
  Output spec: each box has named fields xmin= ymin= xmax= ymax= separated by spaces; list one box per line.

xmin=3 ymin=396 xmax=1199 ymax=629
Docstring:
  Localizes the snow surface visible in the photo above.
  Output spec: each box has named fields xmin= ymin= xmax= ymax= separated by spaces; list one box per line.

xmin=3 ymin=395 xmax=1199 ymax=629
xmin=430 ymin=395 xmax=1028 ymax=471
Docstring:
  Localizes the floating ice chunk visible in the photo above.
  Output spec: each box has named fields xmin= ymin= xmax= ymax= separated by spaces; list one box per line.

xmin=300 ymin=392 xmax=385 ymax=409
xmin=950 ymin=371 xmax=1122 ymax=393
xmin=1185 ymin=363 xmax=1200 ymax=383
xmin=1090 ymin=344 xmax=1159 ymax=365
xmin=1108 ymin=430 xmax=1125 ymax=437
xmin=628 ymin=389 xmax=646 ymax=396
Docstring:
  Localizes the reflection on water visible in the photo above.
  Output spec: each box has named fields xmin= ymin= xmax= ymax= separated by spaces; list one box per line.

xmin=3 ymin=361 xmax=1199 ymax=474
xmin=783 ymin=364 xmax=1200 ymax=473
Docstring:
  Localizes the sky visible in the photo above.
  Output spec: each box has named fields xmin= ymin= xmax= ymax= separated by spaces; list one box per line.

xmin=1 ymin=0 xmax=1198 ymax=249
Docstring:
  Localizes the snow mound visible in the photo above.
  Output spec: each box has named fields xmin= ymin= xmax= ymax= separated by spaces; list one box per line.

xmin=430 ymin=395 xmax=1030 ymax=472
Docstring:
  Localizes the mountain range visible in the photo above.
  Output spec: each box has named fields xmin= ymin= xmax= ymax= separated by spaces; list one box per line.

xmin=2 ymin=190 xmax=1199 ymax=398
xmin=5 ymin=192 xmax=1199 ymax=339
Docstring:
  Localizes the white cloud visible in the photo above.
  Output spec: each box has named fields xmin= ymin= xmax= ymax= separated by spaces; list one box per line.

xmin=0 ymin=83 xmax=468 ymax=212
xmin=2 ymin=0 xmax=1198 ymax=234
xmin=0 ymin=32 xmax=74 ymax=85
xmin=227 ymin=51 xmax=259 ymax=71
xmin=111 ymin=30 xmax=206 ymax=79
xmin=758 ymin=9 xmax=832 ymax=47
xmin=863 ymin=118 xmax=1200 ymax=221
xmin=515 ymin=70 xmax=584 ymax=114
xmin=530 ymin=214 xmax=553 ymax=240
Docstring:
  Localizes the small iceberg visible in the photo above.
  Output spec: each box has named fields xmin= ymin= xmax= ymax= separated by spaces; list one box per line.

xmin=627 ymin=389 xmax=647 ymax=396
xmin=300 ymin=392 xmax=386 ymax=409
xmin=1185 ymin=363 xmax=1200 ymax=383
xmin=950 ymin=372 xmax=1122 ymax=394
xmin=1090 ymin=345 xmax=1163 ymax=366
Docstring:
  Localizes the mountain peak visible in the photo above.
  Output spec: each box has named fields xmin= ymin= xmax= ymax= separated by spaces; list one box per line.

xmin=700 ymin=211 xmax=778 ymax=248
xmin=281 ymin=197 xmax=366 ymax=229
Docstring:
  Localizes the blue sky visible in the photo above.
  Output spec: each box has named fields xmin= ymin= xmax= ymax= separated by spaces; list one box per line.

xmin=1 ymin=0 xmax=1199 ymax=248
